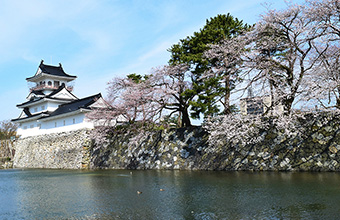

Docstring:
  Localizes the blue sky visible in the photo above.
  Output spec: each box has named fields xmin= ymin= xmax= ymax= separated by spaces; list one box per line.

xmin=1 ymin=0 xmax=305 ymax=122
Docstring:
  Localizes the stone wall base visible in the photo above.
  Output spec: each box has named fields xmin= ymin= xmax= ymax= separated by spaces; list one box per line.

xmin=13 ymin=129 xmax=92 ymax=169
xmin=12 ymin=115 xmax=340 ymax=171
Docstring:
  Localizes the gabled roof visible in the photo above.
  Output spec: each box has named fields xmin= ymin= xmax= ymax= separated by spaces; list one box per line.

xmin=46 ymin=93 xmax=102 ymax=118
xmin=26 ymin=90 xmax=45 ymax=100
xmin=17 ymin=85 xmax=78 ymax=108
xmin=12 ymin=93 xmax=103 ymax=123
xmin=11 ymin=110 xmax=51 ymax=122
xmin=17 ymin=97 xmax=72 ymax=108
xmin=26 ymin=60 xmax=77 ymax=81
xmin=30 ymin=90 xmax=45 ymax=96
xmin=47 ymin=84 xmax=78 ymax=100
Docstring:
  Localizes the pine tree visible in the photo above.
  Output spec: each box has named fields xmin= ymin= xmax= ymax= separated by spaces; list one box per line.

xmin=168 ymin=14 xmax=250 ymax=118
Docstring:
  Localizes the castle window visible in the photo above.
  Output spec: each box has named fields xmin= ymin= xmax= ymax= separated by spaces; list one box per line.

xmin=63 ymin=120 xmax=66 ymax=126
xmin=23 ymin=126 xmax=27 ymax=130
xmin=37 ymin=124 xmax=41 ymax=129
xmin=34 ymin=107 xmax=38 ymax=112
xmin=48 ymin=81 xmax=52 ymax=86
xmin=73 ymin=118 xmax=75 ymax=124
xmin=41 ymin=106 xmax=45 ymax=110
xmin=30 ymin=124 xmax=34 ymax=128
xmin=55 ymin=122 xmax=57 ymax=127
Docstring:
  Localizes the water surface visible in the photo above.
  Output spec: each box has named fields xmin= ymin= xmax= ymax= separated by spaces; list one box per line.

xmin=0 ymin=169 xmax=340 ymax=219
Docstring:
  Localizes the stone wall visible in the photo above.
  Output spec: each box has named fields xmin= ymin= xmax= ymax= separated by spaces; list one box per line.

xmin=13 ymin=129 xmax=92 ymax=169
xmin=12 ymin=114 xmax=340 ymax=171
xmin=90 ymin=127 xmax=208 ymax=170
xmin=91 ymin=115 xmax=340 ymax=171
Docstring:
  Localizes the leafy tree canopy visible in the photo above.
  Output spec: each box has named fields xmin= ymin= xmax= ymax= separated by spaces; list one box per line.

xmin=0 ymin=120 xmax=17 ymax=140
xmin=168 ymin=13 xmax=251 ymax=119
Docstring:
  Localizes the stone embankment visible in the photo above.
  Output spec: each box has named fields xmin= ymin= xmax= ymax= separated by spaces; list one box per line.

xmin=13 ymin=129 xmax=92 ymax=169
xmin=12 ymin=114 xmax=340 ymax=171
xmin=91 ymin=127 xmax=208 ymax=170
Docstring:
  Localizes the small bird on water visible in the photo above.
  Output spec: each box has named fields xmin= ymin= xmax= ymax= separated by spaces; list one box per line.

xmin=160 ymin=189 xmax=165 ymax=191
xmin=137 ymin=191 xmax=142 ymax=194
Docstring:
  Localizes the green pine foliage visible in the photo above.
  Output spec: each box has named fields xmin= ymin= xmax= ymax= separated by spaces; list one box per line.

xmin=168 ymin=14 xmax=251 ymax=119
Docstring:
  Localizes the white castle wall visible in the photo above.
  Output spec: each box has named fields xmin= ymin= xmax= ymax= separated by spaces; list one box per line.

xmin=17 ymin=113 xmax=94 ymax=138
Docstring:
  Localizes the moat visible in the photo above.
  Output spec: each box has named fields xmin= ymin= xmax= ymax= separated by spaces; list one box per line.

xmin=1 ymin=169 xmax=340 ymax=219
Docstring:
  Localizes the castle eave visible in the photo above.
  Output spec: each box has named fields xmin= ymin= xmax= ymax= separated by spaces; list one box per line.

xmin=26 ymin=73 xmax=76 ymax=82
xmin=12 ymin=113 xmax=49 ymax=123
xmin=17 ymin=98 xmax=73 ymax=108
xmin=38 ymin=108 xmax=91 ymax=122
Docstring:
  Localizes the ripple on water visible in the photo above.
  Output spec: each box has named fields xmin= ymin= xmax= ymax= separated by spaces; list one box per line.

xmin=0 ymin=169 xmax=339 ymax=219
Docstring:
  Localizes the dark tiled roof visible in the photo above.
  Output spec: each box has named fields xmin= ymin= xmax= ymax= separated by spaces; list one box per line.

xmin=46 ymin=84 xmax=65 ymax=97
xmin=11 ymin=111 xmax=51 ymax=122
xmin=23 ymin=108 xmax=32 ymax=117
xmin=45 ymin=84 xmax=77 ymax=99
xmin=17 ymin=85 xmax=77 ymax=107
xmin=26 ymin=60 xmax=77 ymax=80
xmin=31 ymin=90 xmax=45 ymax=96
xmin=12 ymin=94 xmax=101 ymax=122
xmin=44 ymin=93 xmax=102 ymax=118
xmin=17 ymin=97 xmax=73 ymax=107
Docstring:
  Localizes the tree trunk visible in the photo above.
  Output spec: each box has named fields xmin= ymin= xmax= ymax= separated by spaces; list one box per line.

xmin=336 ymin=98 xmax=340 ymax=109
xmin=177 ymin=112 xmax=182 ymax=127
xmin=283 ymin=96 xmax=294 ymax=115
xmin=223 ymin=75 xmax=231 ymax=115
xmin=336 ymin=89 xmax=340 ymax=109
xmin=181 ymin=108 xmax=192 ymax=127
xmin=264 ymin=78 xmax=275 ymax=115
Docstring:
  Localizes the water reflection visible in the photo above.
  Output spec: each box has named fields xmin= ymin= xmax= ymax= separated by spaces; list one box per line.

xmin=0 ymin=169 xmax=340 ymax=219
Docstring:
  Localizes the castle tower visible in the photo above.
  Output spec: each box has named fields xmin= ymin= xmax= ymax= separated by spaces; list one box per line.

xmin=12 ymin=60 xmax=106 ymax=138
xmin=27 ymin=60 xmax=76 ymax=96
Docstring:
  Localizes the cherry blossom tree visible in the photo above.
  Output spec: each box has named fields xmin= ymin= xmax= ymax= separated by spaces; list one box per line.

xmin=300 ymin=0 xmax=340 ymax=109
xmin=203 ymin=108 xmax=340 ymax=148
xmin=87 ymin=73 xmax=162 ymax=146
xmin=88 ymin=73 xmax=161 ymax=127
xmin=306 ymin=0 xmax=340 ymax=37
xmin=203 ymin=114 xmax=269 ymax=147
xmin=205 ymin=1 xmax=333 ymax=114
xmin=89 ymin=64 xmax=193 ymax=132
xmin=302 ymin=45 xmax=340 ymax=109
xmin=203 ymin=0 xmax=340 ymax=147
xmin=149 ymin=64 xmax=193 ymax=127
xmin=0 ymin=120 xmax=17 ymax=140
xmin=89 ymin=0 xmax=340 ymax=149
